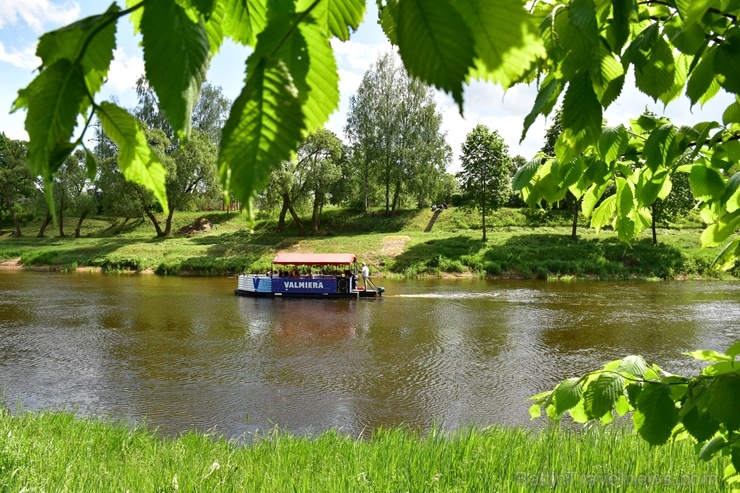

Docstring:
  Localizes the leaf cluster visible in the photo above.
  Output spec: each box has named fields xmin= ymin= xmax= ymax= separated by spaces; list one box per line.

xmin=530 ymin=342 xmax=740 ymax=488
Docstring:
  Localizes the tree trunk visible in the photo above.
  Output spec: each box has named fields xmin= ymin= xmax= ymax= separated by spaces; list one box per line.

xmin=74 ymin=209 xmax=89 ymax=238
xmin=481 ymin=182 xmax=487 ymax=242
xmin=651 ymin=203 xmax=658 ymax=245
xmin=287 ymin=201 xmax=306 ymax=235
xmin=571 ymin=195 xmax=579 ymax=239
xmin=37 ymin=212 xmax=52 ymax=238
xmin=163 ymin=207 xmax=176 ymax=237
xmin=311 ymin=196 xmax=321 ymax=235
xmin=363 ymin=160 xmax=370 ymax=213
xmin=391 ymin=181 xmax=401 ymax=214
xmin=3 ymin=195 xmax=22 ymax=237
xmin=114 ymin=217 xmax=131 ymax=235
xmin=144 ymin=207 xmax=164 ymax=237
xmin=277 ymin=198 xmax=288 ymax=232
xmin=58 ymin=193 xmax=65 ymax=237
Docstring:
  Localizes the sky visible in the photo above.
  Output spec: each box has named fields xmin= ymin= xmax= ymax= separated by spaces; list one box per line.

xmin=0 ymin=0 xmax=735 ymax=173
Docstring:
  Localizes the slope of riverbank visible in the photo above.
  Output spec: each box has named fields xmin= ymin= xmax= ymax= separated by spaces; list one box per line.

xmin=0 ymin=208 xmax=735 ymax=280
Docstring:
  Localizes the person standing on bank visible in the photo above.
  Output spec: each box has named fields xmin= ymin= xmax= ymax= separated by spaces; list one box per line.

xmin=361 ymin=262 xmax=370 ymax=289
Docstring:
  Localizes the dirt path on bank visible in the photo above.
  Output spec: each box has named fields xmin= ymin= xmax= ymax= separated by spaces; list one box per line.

xmin=0 ymin=258 xmax=22 ymax=270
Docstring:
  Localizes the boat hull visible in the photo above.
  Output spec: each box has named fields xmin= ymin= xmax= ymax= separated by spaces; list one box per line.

xmin=234 ymin=289 xmax=380 ymax=299
xmin=235 ymin=274 xmax=382 ymax=299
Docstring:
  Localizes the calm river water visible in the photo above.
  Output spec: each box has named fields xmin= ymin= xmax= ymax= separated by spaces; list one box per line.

xmin=0 ymin=271 xmax=738 ymax=438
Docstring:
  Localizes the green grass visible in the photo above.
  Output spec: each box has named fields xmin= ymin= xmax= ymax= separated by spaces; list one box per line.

xmin=0 ymin=207 xmax=735 ymax=280
xmin=0 ymin=409 xmax=726 ymax=492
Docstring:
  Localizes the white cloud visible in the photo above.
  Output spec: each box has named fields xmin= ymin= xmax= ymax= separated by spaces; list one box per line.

xmin=106 ymin=48 xmax=144 ymax=93
xmin=0 ymin=41 xmax=38 ymax=69
xmin=0 ymin=0 xmax=80 ymax=32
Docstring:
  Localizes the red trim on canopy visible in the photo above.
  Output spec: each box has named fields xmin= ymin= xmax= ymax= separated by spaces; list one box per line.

xmin=272 ymin=253 xmax=357 ymax=266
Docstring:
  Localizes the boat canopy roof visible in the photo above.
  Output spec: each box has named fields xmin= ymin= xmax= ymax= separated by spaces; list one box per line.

xmin=272 ymin=253 xmax=357 ymax=266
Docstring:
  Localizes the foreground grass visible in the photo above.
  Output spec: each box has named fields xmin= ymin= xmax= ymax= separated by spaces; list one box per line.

xmin=0 ymin=410 xmax=726 ymax=492
xmin=0 ymin=207 xmax=735 ymax=279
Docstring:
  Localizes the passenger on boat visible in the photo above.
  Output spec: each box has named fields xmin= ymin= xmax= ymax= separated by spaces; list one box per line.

xmin=361 ymin=262 xmax=369 ymax=288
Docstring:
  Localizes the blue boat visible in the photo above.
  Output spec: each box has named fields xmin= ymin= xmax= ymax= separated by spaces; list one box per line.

xmin=235 ymin=253 xmax=384 ymax=299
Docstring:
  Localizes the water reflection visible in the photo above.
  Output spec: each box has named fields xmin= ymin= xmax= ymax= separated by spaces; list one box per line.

xmin=0 ymin=271 xmax=738 ymax=438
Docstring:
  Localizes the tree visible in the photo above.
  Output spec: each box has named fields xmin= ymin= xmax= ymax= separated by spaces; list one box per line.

xmin=299 ymin=128 xmax=343 ymax=234
xmin=345 ymin=52 xmax=449 ymax=216
xmin=165 ymin=130 xmax=220 ymax=236
xmin=457 ymin=125 xmax=512 ymax=241
xmin=0 ymin=134 xmax=33 ymax=237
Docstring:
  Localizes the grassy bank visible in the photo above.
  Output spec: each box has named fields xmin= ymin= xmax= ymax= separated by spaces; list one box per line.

xmin=0 ymin=207 xmax=735 ymax=280
xmin=0 ymin=409 xmax=725 ymax=492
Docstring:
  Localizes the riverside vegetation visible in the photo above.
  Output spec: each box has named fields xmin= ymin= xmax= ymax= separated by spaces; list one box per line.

xmin=0 ymin=408 xmax=725 ymax=493
xmin=0 ymin=206 xmax=736 ymax=280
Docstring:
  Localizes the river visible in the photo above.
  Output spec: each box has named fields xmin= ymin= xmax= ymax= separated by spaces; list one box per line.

xmin=0 ymin=270 xmax=737 ymax=438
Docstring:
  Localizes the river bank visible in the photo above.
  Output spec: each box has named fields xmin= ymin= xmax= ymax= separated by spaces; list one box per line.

xmin=0 ymin=409 xmax=725 ymax=493
xmin=0 ymin=208 xmax=736 ymax=280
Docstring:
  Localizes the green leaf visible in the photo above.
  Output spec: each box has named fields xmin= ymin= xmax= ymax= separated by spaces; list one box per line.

xmin=727 ymin=341 xmax=740 ymax=358
xmin=665 ymin=18 xmax=710 ymax=55
xmin=378 ymin=0 xmax=399 ymax=45
xmin=715 ymin=37 xmax=740 ymax=94
xmin=711 ymin=237 xmax=740 ymax=271
xmin=84 ymin=148 xmax=98 ymax=181
xmin=98 ymin=102 xmax=169 ymax=213
xmin=709 ymin=373 xmax=740 ymax=430
xmin=723 ymin=99 xmax=740 ymax=125
xmin=189 ymin=0 xmax=217 ymax=17
xmin=396 ymin=0 xmax=475 ymax=111
xmin=302 ymin=0 xmax=365 ymax=41
xmin=680 ymin=0 xmax=717 ymax=27
xmin=141 ymin=0 xmax=210 ymax=141
xmin=35 ymin=6 xmax=118 ymax=107
xmin=219 ymin=58 xmax=304 ymax=206
xmin=606 ymin=0 xmax=632 ymax=53
xmin=554 ymin=377 xmax=583 ymax=416
xmin=558 ymin=73 xmax=602 ymax=162
xmin=632 ymin=382 xmax=678 ymax=446
xmin=460 ymin=0 xmax=545 ymax=87
xmin=512 ymin=157 xmax=544 ymax=191
xmin=568 ymin=399 xmax=589 ymax=423
xmin=204 ymin=2 xmax=226 ymax=55
xmin=591 ymin=38 xmax=625 ymax=108
xmin=257 ymin=12 xmax=340 ymax=136
xmin=24 ymin=60 xmax=88 ymax=180
xmin=643 ymin=124 xmax=677 ymax=171
xmin=699 ymin=436 xmax=728 ymax=462
xmin=630 ymin=27 xmax=676 ymax=100
xmin=288 ymin=19 xmax=340 ymax=134
xmin=615 ymin=395 xmax=631 ymax=416
xmin=687 ymin=48 xmax=717 ymax=107
xmin=702 ymin=360 xmax=740 ymax=376
xmin=528 ymin=402 xmax=542 ymax=419
xmin=690 ymin=164 xmax=726 ymax=200
xmin=582 ymin=182 xmax=609 ymax=219
xmin=557 ymin=157 xmax=585 ymax=189
xmin=684 ymin=349 xmax=734 ymax=362
xmin=583 ymin=372 xmax=624 ymax=420
xmin=220 ymin=0 xmax=268 ymax=46
xmin=616 ymin=177 xmax=634 ymax=218
xmin=636 ymin=169 xmax=669 ymax=205
xmin=660 ymin=52 xmax=689 ymax=106
xmin=521 ymin=75 xmax=562 ymax=143
xmin=682 ymin=405 xmax=720 ymax=442
xmin=616 ymin=355 xmax=648 ymax=378
xmin=596 ymin=125 xmax=628 ymax=163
